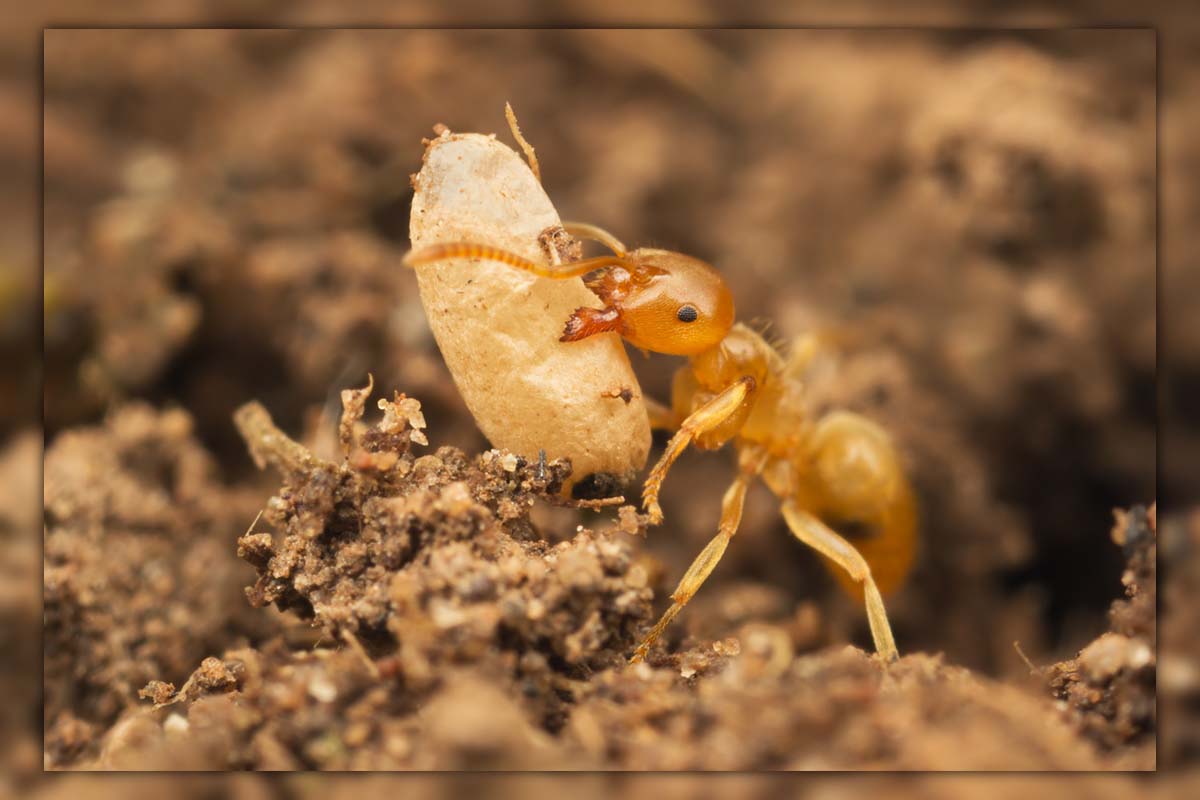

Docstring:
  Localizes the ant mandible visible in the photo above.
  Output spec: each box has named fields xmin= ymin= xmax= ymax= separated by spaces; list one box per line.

xmin=405 ymin=223 xmax=916 ymax=664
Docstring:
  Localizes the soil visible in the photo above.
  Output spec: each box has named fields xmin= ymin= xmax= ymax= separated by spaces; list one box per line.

xmin=28 ymin=26 xmax=1177 ymax=774
xmin=40 ymin=390 xmax=1158 ymax=770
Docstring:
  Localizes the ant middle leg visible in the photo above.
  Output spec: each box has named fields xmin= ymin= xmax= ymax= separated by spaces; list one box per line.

xmin=631 ymin=468 xmax=755 ymax=664
xmin=780 ymin=502 xmax=899 ymax=662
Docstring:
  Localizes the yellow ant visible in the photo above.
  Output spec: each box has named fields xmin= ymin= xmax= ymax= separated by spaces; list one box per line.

xmin=404 ymin=223 xmax=917 ymax=664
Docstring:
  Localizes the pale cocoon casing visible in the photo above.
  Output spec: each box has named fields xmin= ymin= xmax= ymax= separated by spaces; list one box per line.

xmin=409 ymin=131 xmax=651 ymax=494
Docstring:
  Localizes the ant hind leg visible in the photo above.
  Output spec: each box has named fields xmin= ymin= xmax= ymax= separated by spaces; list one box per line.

xmin=780 ymin=502 xmax=899 ymax=662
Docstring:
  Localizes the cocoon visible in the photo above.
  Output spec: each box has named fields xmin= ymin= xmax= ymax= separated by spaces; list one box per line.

xmin=409 ymin=130 xmax=651 ymax=495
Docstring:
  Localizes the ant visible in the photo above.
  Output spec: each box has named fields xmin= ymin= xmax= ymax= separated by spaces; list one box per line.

xmin=405 ymin=223 xmax=916 ymax=664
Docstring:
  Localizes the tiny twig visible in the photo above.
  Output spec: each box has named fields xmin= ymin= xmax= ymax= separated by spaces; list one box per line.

xmin=243 ymin=508 xmax=264 ymax=537
xmin=342 ymin=629 xmax=382 ymax=680
xmin=233 ymin=401 xmax=325 ymax=478
xmin=548 ymin=495 xmax=626 ymax=510
xmin=1013 ymin=640 xmax=1038 ymax=674
xmin=505 ymin=102 xmax=541 ymax=183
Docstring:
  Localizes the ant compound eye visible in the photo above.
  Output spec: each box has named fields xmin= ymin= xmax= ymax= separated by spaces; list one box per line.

xmin=676 ymin=304 xmax=699 ymax=323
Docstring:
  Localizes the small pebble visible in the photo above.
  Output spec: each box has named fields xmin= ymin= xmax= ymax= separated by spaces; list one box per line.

xmin=163 ymin=713 xmax=189 ymax=735
xmin=307 ymin=676 xmax=338 ymax=704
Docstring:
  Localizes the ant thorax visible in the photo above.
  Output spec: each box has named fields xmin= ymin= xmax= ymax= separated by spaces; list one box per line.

xmin=694 ymin=325 xmax=813 ymax=455
xmin=689 ymin=323 xmax=779 ymax=393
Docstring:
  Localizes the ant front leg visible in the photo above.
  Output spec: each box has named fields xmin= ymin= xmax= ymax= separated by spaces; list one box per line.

xmin=640 ymin=376 xmax=756 ymax=525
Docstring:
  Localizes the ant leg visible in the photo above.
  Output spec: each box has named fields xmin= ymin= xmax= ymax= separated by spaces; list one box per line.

xmin=805 ymin=411 xmax=918 ymax=596
xmin=781 ymin=329 xmax=856 ymax=383
xmin=404 ymin=242 xmax=629 ymax=280
xmin=644 ymin=396 xmax=679 ymax=432
xmin=782 ymin=332 xmax=822 ymax=377
xmin=780 ymin=502 xmax=899 ymax=662
xmin=561 ymin=222 xmax=628 ymax=256
xmin=630 ymin=469 xmax=753 ymax=664
xmin=641 ymin=376 xmax=756 ymax=524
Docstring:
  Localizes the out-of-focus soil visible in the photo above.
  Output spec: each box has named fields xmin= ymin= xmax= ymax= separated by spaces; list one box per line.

xmin=32 ymin=27 xmax=1169 ymax=772
xmin=42 ymin=405 xmax=272 ymax=765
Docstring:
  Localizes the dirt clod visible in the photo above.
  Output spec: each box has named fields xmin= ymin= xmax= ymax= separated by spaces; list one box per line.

xmin=1045 ymin=505 xmax=1156 ymax=765
xmin=230 ymin=386 xmax=652 ymax=736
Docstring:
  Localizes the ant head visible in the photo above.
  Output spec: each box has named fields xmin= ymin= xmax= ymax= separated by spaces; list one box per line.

xmin=615 ymin=249 xmax=736 ymax=357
